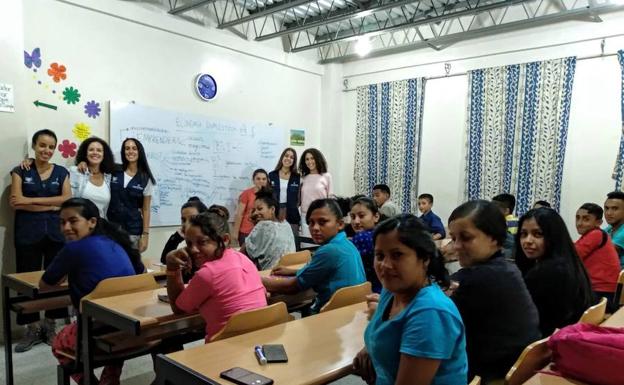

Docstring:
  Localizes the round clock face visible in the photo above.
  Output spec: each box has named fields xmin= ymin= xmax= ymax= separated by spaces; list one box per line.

xmin=195 ymin=74 xmax=217 ymax=101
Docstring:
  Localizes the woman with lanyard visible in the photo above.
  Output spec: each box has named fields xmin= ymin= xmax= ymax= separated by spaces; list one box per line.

xmin=9 ymin=129 xmax=71 ymax=352
xmin=107 ymin=138 xmax=156 ymax=252
xmin=268 ymin=148 xmax=301 ymax=235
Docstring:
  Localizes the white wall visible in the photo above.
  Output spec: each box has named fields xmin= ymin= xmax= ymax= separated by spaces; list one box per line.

xmin=3 ymin=0 xmax=324 ymax=276
xmin=330 ymin=11 xmax=624 ymax=236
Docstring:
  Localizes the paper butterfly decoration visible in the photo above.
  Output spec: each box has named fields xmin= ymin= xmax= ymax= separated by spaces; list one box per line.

xmin=24 ymin=48 xmax=42 ymax=69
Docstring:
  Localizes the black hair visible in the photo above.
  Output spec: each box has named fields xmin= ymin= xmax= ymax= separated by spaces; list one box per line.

xmin=299 ymin=148 xmax=328 ymax=176
xmin=255 ymin=188 xmax=278 ymax=210
xmin=121 ymin=138 xmax=156 ymax=184
xmin=534 ymin=200 xmax=551 ymax=208
xmin=373 ymin=214 xmax=450 ymax=288
xmin=514 ymin=208 xmax=594 ymax=308
xmin=350 ymin=197 xmax=379 ymax=216
xmin=273 ymin=148 xmax=299 ymax=175
xmin=208 ymin=204 xmax=230 ymax=221
xmin=492 ymin=193 xmax=516 ymax=214
xmin=306 ymin=198 xmax=343 ymax=224
xmin=181 ymin=196 xmax=208 ymax=214
xmin=579 ymin=203 xmax=603 ymax=220
xmin=373 ymin=184 xmax=391 ymax=196
xmin=60 ymin=198 xmax=144 ymax=274
xmin=607 ymin=191 xmax=624 ymax=201
xmin=252 ymin=168 xmax=269 ymax=180
xmin=448 ymin=200 xmax=508 ymax=247
xmin=188 ymin=211 xmax=230 ymax=258
xmin=75 ymin=137 xmax=116 ymax=174
xmin=31 ymin=129 xmax=57 ymax=147
xmin=350 ymin=194 xmax=366 ymax=201
xmin=333 ymin=196 xmax=352 ymax=218
xmin=418 ymin=193 xmax=434 ymax=204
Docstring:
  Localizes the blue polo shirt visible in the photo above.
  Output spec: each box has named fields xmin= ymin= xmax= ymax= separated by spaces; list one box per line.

xmin=605 ymin=224 xmax=624 ymax=267
xmin=42 ymin=235 xmax=136 ymax=308
xmin=365 ymin=285 xmax=467 ymax=385
xmin=296 ymin=231 xmax=366 ymax=312
xmin=420 ymin=210 xmax=446 ymax=238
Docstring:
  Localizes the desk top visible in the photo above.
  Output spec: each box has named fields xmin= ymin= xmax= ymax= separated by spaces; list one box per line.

xmin=161 ymin=302 xmax=367 ymax=385
xmin=601 ymin=306 xmax=624 ymax=328
xmin=3 ymin=271 xmax=68 ymax=297
xmin=258 ymin=263 xmax=306 ymax=278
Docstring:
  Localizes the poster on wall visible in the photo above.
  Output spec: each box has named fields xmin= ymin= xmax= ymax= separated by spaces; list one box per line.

xmin=290 ymin=129 xmax=305 ymax=146
xmin=0 ymin=83 xmax=15 ymax=113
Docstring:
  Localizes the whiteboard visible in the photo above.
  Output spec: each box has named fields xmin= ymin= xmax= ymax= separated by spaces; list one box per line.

xmin=110 ymin=102 xmax=285 ymax=226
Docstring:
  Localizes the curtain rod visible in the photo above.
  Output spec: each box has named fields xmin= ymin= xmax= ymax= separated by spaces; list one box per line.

xmin=342 ymin=51 xmax=619 ymax=92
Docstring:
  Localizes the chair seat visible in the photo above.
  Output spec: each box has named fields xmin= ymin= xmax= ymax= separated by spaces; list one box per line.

xmin=12 ymin=295 xmax=72 ymax=314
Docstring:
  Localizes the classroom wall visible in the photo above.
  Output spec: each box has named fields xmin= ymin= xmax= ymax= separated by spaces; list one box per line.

xmin=0 ymin=0 xmax=324 ymax=338
xmin=329 ymin=11 xmax=624 ymax=237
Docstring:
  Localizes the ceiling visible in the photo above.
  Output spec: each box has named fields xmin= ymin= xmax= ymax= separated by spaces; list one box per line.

xmin=143 ymin=0 xmax=624 ymax=62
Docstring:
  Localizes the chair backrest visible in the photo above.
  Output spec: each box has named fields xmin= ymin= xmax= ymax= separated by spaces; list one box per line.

xmin=80 ymin=274 xmax=159 ymax=311
xmin=319 ymin=282 xmax=372 ymax=313
xmin=504 ymin=337 xmax=551 ymax=385
xmin=209 ymin=302 xmax=293 ymax=342
xmin=578 ymin=297 xmax=607 ymax=325
xmin=278 ymin=250 xmax=311 ymax=266
xmin=614 ymin=270 xmax=624 ymax=307
xmin=468 ymin=376 xmax=481 ymax=385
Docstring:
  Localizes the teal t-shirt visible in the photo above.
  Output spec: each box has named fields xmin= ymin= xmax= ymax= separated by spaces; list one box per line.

xmin=296 ymin=231 xmax=366 ymax=312
xmin=605 ymin=225 xmax=624 ymax=267
xmin=364 ymin=284 xmax=468 ymax=385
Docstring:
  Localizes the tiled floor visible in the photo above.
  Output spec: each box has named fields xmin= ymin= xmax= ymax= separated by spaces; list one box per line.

xmin=0 ymin=340 xmax=366 ymax=385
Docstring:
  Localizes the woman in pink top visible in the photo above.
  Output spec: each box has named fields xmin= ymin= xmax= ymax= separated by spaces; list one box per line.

xmin=299 ymin=148 xmax=333 ymax=236
xmin=165 ymin=208 xmax=267 ymax=341
xmin=231 ymin=169 xmax=269 ymax=246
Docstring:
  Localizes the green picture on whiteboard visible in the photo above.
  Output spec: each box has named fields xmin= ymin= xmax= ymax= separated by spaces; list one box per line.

xmin=290 ymin=129 xmax=305 ymax=146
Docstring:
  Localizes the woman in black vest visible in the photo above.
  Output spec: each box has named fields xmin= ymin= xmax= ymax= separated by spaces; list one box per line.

xmin=10 ymin=129 xmax=71 ymax=352
xmin=107 ymin=138 xmax=156 ymax=252
xmin=268 ymin=148 xmax=301 ymax=235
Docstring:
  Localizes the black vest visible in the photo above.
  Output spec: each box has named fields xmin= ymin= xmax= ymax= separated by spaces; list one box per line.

xmin=107 ymin=170 xmax=147 ymax=235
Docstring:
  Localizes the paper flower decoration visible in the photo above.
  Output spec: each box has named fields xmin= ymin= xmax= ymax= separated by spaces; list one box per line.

xmin=47 ymin=62 xmax=67 ymax=83
xmin=62 ymin=87 xmax=81 ymax=104
xmin=72 ymin=122 xmax=91 ymax=141
xmin=84 ymin=100 xmax=101 ymax=118
xmin=58 ymin=140 xmax=77 ymax=158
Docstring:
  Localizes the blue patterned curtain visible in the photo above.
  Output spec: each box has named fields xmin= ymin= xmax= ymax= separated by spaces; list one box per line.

xmin=614 ymin=50 xmax=624 ymax=190
xmin=466 ymin=57 xmax=576 ymax=214
xmin=355 ymin=78 xmax=426 ymax=213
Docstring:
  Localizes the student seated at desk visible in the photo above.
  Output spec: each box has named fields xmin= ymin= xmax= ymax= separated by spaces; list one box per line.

xmin=38 ymin=198 xmax=144 ymax=385
xmin=165 ymin=210 xmax=267 ymax=342
xmin=241 ymin=189 xmax=295 ymax=270
xmin=515 ymin=208 xmax=595 ymax=337
xmin=353 ymin=215 xmax=467 ymax=385
xmin=447 ymin=200 xmax=540 ymax=383
xmin=262 ymin=198 xmax=366 ymax=313
xmin=418 ymin=193 xmax=446 ymax=240
xmin=349 ymin=197 xmax=382 ymax=293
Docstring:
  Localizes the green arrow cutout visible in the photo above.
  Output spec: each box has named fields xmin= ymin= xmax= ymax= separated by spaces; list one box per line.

xmin=33 ymin=100 xmax=57 ymax=110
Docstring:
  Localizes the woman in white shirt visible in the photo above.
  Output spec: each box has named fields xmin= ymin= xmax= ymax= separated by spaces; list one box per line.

xmin=70 ymin=137 xmax=115 ymax=218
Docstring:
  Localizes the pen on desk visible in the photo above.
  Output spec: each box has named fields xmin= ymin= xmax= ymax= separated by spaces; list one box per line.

xmin=255 ymin=345 xmax=267 ymax=365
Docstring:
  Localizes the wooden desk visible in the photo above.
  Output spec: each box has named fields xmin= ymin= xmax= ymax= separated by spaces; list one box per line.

xmin=2 ymin=271 xmax=72 ymax=385
xmin=155 ymin=302 xmax=367 ymax=385
xmin=602 ymin=306 xmax=624 ymax=327
xmin=81 ymin=287 xmax=205 ymax=385
xmin=259 ymin=264 xmax=316 ymax=309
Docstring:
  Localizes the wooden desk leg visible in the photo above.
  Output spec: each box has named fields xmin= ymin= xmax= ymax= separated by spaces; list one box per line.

xmin=3 ymin=283 xmax=14 ymax=385
xmin=82 ymin=315 xmax=95 ymax=385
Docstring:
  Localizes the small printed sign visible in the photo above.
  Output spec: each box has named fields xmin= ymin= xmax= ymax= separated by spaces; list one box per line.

xmin=290 ymin=129 xmax=305 ymax=146
xmin=0 ymin=83 xmax=15 ymax=113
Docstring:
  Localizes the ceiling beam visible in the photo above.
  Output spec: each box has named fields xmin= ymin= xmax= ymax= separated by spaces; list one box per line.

xmin=169 ymin=0 xmax=216 ymax=14
xmin=218 ymin=0 xmax=316 ymax=29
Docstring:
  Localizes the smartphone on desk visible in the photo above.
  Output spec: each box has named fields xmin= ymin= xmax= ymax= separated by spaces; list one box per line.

xmin=220 ymin=367 xmax=273 ymax=385
xmin=263 ymin=344 xmax=288 ymax=363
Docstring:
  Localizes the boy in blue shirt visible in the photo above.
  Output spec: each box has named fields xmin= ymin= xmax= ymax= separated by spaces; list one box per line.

xmin=604 ymin=191 xmax=624 ymax=267
xmin=418 ymin=193 xmax=445 ymax=240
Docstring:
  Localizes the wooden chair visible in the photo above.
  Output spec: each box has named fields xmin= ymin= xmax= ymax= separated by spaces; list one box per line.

xmin=278 ymin=250 xmax=311 ymax=266
xmin=504 ymin=337 xmax=551 ymax=385
xmin=209 ymin=302 xmax=293 ymax=342
xmin=578 ymin=297 xmax=607 ymax=325
xmin=468 ymin=376 xmax=481 ymax=385
xmin=319 ymin=282 xmax=372 ymax=313
xmin=57 ymin=274 xmax=161 ymax=385
xmin=614 ymin=270 xmax=624 ymax=308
